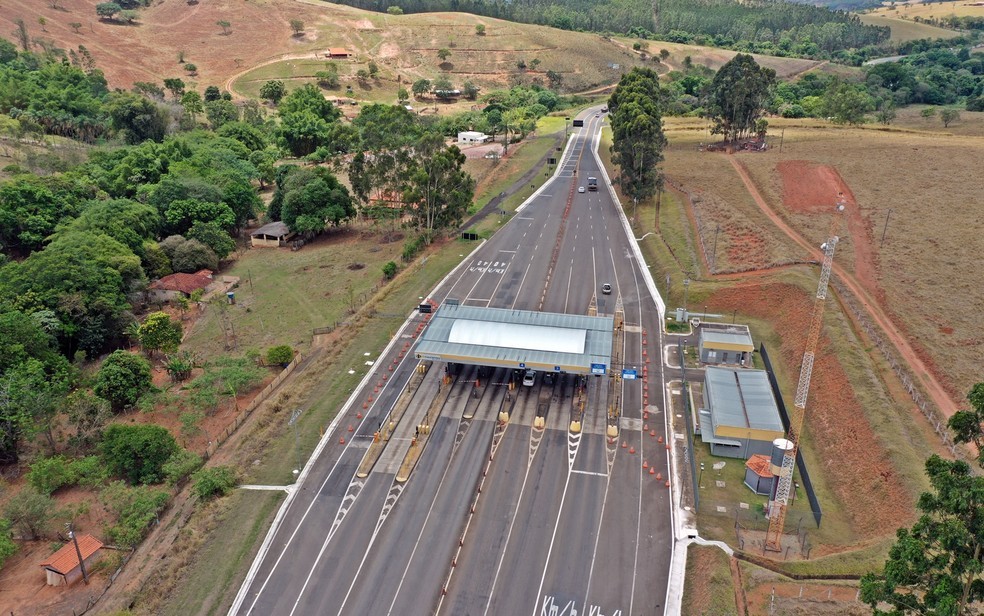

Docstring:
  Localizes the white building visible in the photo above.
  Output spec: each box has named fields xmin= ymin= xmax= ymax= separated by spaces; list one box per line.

xmin=457 ymin=131 xmax=490 ymax=144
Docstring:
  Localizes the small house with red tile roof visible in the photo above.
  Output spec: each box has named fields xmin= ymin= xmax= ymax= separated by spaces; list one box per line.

xmin=326 ymin=47 xmax=351 ymax=58
xmin=146 ymin=271 xmax=214 ymax=302
xmin=40 ymin=534 xmax=102 ymax=586
xmin=743 ymin=454 xmax=775 ymax=495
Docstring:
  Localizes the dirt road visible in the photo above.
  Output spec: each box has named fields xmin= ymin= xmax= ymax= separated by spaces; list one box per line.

xmin=728 ymin=155 xmax=959 ymax=419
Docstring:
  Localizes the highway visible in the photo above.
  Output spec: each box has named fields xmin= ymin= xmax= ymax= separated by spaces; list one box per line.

xmin=231 ymin=110 xmax=674 ymax=616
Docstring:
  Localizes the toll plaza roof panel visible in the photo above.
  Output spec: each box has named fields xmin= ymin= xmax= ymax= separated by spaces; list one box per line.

xmin=415 ymin=304 xmax=614 ymax=375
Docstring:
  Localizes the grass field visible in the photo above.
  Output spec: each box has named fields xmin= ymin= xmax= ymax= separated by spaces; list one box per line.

xmin=858 ymin=13 xmax=964 ymax=41
xmin=734 ymin=114 xmax=984 ymax=401
xmin=182 ymin=229 xmax=403 ymax=357
xmin=682 ymin=545 xmax=737 ymax=616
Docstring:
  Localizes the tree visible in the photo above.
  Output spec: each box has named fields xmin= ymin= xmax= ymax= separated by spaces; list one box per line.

xmin=608 ymin=67 xmax=667 ymax=205
xmin=947 ymin=383 xmax=984 ymax=468
xmin=64 ymin=391 xmax=112 ymax=452
xmin=402 ymin=133 xmax=475 ymax=235
xmin=96 ymin=2 xmax=122 ymax=20
xmin=462 ymin=81 xmax=479 ymax=100
xmin=163 ymin=77 xmax=186 ymax=100
xmin=38 ymin=17 xmax=47 ymax=32
xmin=940 ymin=108 xmax=960 ymax=127
xmin=164 ymin=198 xmax=235 ymax=236
xmin=278 ymin=167 xmax=355 ymax=235
xmin=289 ymin=19 xmax=304 ymax=35
xmin=433 ymin=76 xmax=454 ymax=99
xmin=69 ymin=22 xmax=83 ymax=34
xmin=437 ymin=48 xmax=452 ymax=63
xmin=386 ymin=5 xmax=403 ymax=14
xmin=217 ymin=20 xmax=231 ymax=35
xmin=823 ymin=80 xmax=873 ymax=125
xmin=171 ymin=238 xmax=218 ymax=273
xmin=397 ymin=88 xmax=410 ymax=104
xmin=368 ymin=61 xmax=380 ymax=79
xmin=860 ymin=454 xmax=984 ymax=615
xmin=94 ymin=350 xmax=152 ymax=413
xmin=3 ymin=488 xmax=56 ymax=540
xmin=181 ymin=90 xmax=204 ymax=121
xmin=102 ymin=424 xmax=179 ymax=484
xmin=703 ymin=54 xmax=776 ymax=143
xmin=260 ymin=80 xmax=287 ymax=105
xmin=546 ymin=70 xmax=563 ymax=88
xmin=187 ymin=221 xmax=235 ymax=259
xmin=411 ymin=79 xmax=431 ymax=99
xmin=529 ymin=58 xmax=541 ymax=70
xmin=0 ymin=359 xmax=71 ymax=456
xmin=139 ymin=312 xmax=182 ymax=356
xmin=106 ymin=91 xmax=169 ymax=144
xmin=475 ymin=24 xmax=486 ymax=35
xmin=277 ymin=84 xmax=343 ymax=157
xmin=382 ymin=261 xmax=397 ymax=279
xmin=204 ymin=99 xmax=239 ymax=129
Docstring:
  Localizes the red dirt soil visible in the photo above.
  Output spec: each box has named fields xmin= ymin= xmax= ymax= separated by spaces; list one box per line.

xmin=776 ymin=160 xmax=883 ymax=305
xmin=730 ymin=156 xmax=960 ymax=422
xmin=706 ymin=282 xmax=914 ymax=539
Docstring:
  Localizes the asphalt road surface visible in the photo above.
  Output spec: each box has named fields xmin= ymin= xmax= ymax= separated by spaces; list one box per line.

xmin=232 ymin=110 xmax=673 ymax=616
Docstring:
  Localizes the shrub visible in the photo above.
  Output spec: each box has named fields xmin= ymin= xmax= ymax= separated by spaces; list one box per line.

xmin=71 ymin=455 xmax=110 ymax=488
xmin=101 ymin=481 xmax=169 ymax=548
xmin=191 ymin=466 xmax=237 ymax=500
xmin=0 ymin=519 xmax=17 ymax=568
xmin=27 ymin=456 xmax=75 ymax=495
xmin=382 ymin=261 xmax=398 ymax=279
xmin=101 ymin=424 xmax=179 ymax=484
xmin=4 ymin=488 xmax=55 ymax=540
xmin=266 ymin=345 xmax=294 ymax=366
xmin=161 ymin=449 xmax=203 ymax=486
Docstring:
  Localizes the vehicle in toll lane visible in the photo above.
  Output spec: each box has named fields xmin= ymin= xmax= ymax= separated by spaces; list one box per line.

xmin=602 ymin=283 xmax=612 ymax=295
xmin=522 ymin=370 xmax=537 ymax=386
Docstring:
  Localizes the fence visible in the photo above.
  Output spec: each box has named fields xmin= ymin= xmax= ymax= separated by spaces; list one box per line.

xmin=679 ymin=337 xmax=700 ymax=512
xmin=759 ymin=343 xmax=823 ymax=528
xmin=831 ymin=279 xmax=958 ymax=457
xmin=202 ymin=353 xmax=303 ymax=461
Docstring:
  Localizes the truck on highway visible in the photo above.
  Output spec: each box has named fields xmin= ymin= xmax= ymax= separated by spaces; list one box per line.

xmin=587 ymin=177 xmax=598 ymax=191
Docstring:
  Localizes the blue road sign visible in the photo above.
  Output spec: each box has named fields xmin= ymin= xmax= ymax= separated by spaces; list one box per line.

xmin=554 ymin=366 xmax=562 ymax=372
xmin=591 ymin=363 xmax=607 ymax=375
xmin=622 ymin=369 xmax=637 ymax=380
xmin=519 ymin=362 xmax=526 ymax=369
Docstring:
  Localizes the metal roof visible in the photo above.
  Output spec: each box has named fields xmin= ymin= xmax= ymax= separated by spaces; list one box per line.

xmin=700 ymin=328 xmax=754 ymax=349
xmin=698 ymin=410 xmax=742 ymax=447
xmin=415 ymin=304 xmax=613 ymax=375
xmin=704 ymin=367 xmax=783 ymax=433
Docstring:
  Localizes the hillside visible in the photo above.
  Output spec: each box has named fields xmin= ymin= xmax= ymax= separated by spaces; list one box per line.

xmin=0 ymin=0 xmax=648 ymax=94
xmin=0 ymin=0 xmax=843 ymax=98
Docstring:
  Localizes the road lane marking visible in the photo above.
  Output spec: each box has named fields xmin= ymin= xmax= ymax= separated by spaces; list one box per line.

xmin=570 ymin=469 xmax=607 ymax=477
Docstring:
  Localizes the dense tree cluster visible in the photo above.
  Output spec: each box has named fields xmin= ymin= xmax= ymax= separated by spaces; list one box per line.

xmin=607 ymin=67 xmax=667 ymax=204
xmin=330 ymin=0 xmax=888 ymax=59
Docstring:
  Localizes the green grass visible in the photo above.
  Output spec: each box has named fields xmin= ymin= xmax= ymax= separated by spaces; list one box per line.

xmin=682 ymin=545 xmax=737 ymax=616
xmin=183 ymin=231 xmax=403 ymax=358
xmin=244 ymin=240 xmax=472 ymax=486
xmin=160 ymin=490 xmax=284 ymax=616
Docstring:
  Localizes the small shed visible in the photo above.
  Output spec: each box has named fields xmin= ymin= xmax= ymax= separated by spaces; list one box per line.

xmin=250 ymin=221 xmax=292 ymax=248
xmin=698 ymin=323 xmax=754 ymax=366
xmin=40 ymin=535 xmax=102 ymax=586
xmin=146 ymin=271 xmax=213 ymax=302
xmin=327 ymin=47 xmax=351 ymax=58
xmin=457 ymin=131 xmax=490 ymax=144
xmin=743 ymin=454 xmax=775 ymax=495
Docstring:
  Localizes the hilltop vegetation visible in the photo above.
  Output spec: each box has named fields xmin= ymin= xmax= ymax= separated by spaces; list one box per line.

xmin=347 ymin=0 xmax=890 ymax=59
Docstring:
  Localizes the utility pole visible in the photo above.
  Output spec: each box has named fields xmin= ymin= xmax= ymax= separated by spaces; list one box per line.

xmin=880 ymin=208 xmax=893 ymax=247
xmin=66 ymin=523 xmax=89 ymax=585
